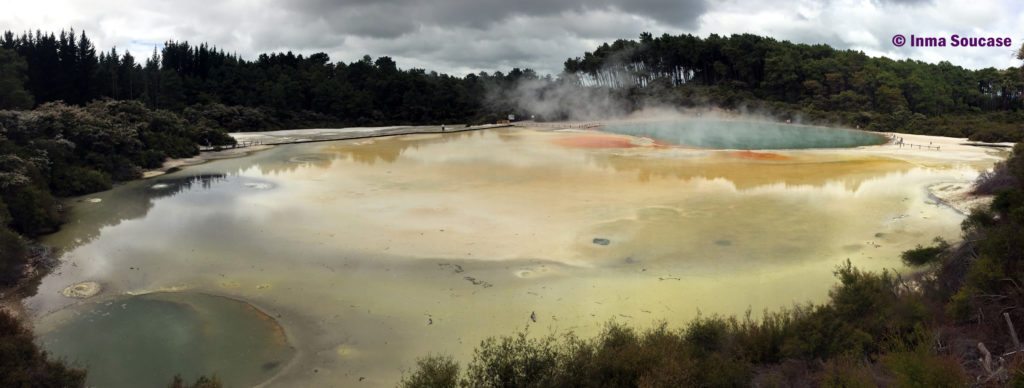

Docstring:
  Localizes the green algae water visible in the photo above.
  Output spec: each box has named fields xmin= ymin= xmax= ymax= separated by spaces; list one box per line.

xmin=35 ymin=292 xmax=293 ymax=387
xmin=601 ymin=120 xmax=886 ymax=149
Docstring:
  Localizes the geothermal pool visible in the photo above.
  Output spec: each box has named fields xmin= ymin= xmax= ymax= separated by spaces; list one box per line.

xmin=601 ymin=119 xmax=886 ymax=149
xmin=28 ymin=125 xmax=1003 ymax=386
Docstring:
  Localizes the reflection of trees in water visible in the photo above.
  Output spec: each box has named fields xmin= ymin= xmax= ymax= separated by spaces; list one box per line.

xmin=323 ymin=129 xmax=503 ymax=166
xmin=56 ymin=173 xmax=228 ymax=252
xmin=587 ymin=153 xmax=912 ymax=191
xmin=165 ymin=174 xmax=230 ymax=192
xmin=228 ymin=154 xmax=336 ymax=176
xmin=226 ymin=129 xmax=515 ymax=176
xmin=54 ymin=129 xmax=517 ymax=249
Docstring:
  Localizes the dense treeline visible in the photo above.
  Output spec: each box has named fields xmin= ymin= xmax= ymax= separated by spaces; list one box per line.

xmin=3 ymin=30 xmax=1023 ymax=140
xmin=402 ymin=144 xmax=1024 ymax=386
xmin=561 ymin=32 xmax=1024 ymax=141
xmin=565 ymin=33 xmax=1021 ymax=113
xmin=0 ymin=30 xmax=539 ymax=128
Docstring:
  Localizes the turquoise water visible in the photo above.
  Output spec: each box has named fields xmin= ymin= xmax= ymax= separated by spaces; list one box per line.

xmin=37 ymin=292 xmax=293 ymax=387
xmin=600 ymin=120 xmax=885 ymax=149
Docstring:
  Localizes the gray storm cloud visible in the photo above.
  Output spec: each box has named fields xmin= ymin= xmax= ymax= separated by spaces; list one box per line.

xmin=283 ymin=0 xmax=708 ymax=37
xmin=1 ymin=0 xmax=1019 ymax=76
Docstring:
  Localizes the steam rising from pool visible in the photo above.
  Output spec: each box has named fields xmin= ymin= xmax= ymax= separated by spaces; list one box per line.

xmin=600 ymin=119 xmax=885 ymax=149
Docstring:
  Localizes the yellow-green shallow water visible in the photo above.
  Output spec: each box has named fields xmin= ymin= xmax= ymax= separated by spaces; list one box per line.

xmin=28 ymin=127 xmax=1003 ymax=386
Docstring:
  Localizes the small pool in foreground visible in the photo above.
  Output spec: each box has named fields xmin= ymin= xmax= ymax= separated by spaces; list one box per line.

xmin=600 ymin=120 xmax=886 ymax=149
xmin=36 ymin=292 xmax=293 ymax=387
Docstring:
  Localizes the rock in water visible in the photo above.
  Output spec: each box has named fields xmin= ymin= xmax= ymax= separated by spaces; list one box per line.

xmin=61 ymin=281 xmax=102 ymax=298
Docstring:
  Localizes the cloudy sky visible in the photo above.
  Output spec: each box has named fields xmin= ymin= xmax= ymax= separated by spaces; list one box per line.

xmin=3 ymin=0 xmax=1023 ymax=75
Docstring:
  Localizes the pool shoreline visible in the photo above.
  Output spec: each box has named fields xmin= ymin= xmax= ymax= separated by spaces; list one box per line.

xmin=22 ymin=123 xmax=1010 ymax=387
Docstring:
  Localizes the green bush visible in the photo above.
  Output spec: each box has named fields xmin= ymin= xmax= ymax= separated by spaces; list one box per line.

xmin=1 ymin=185 xmax=61 ymax=236
xmin=167 ymin=375 xmax=222 ymax=388
xmin=51 ymin=166 xmax=112 ymax=196
xmin=900 ymin=238 xmax=950 ymax=266
xmin=684 ymin=316 xmax=730 ymax=357
xmin=0 ymin=309 xmax=86 ymax=387
xmin=137 ymin=149 xmax=168 ymax=169
xmin=969 ymin=128 xmax=1023 ymax=143
xmin=0 ymin=225 xmax=27 ymax=285
xmin=463 ymin=331 xmax=564 ymax=387
xmin=817 ymin=357 xmax=875 ymax=388
xmin=400 ymin=355 xmax=460 ymax=388
xmin=880 ymin=337 xmax=966 ymax=388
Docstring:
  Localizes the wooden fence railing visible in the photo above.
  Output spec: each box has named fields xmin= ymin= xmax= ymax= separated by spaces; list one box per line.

xmin=200 ymin=140 xmax=264 ymax=151
xmin=527 ymin=122 xmax=603 ymax=129
xmin=884 ymin=134 xmax=941 ymax=151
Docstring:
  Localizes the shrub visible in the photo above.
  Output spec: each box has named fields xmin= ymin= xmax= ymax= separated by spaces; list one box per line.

xmin=901 ymin=238 xmax=950 ymax=266
xmin=400 ymin=355 xmax=460 ymax=388
xmin=1 ymin=185 xmax=61 ymax=236
xmin=684 ymin=316 xmax=730 ymax=357
xmin=138 ymin=149 xmax=167 ymax=169
xmin=0 ymin=309 xmax=86 ymax=387
xmin=167 ymin=375 xmax=222 ymax=388
xmin=974 ymin=161 xmax=1019 ymax=195
xmin=969 ymin=128 xmax=1022 ymax=143
xmin=463 ymin=330 xmax=564 ymax=388
xmin=0 ymin=225 xmax=27 ymax=285
xmin=817 ymin=357 xmax=876 ymax=388
xmin=51 ymin=166 xmax=112 ymax=196
xmin=879 ymin=335 xmax=967 ymax=388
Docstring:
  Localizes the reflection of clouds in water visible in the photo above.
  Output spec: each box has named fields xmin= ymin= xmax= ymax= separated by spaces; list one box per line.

xmin=244 ymin=182 xmax=274 ymax=190
xmin=288 ymin=154 xmax=334 ymax=165
xmin=570 ymin=166 xmax=979 ymax=270
xmin=46 ymin=173 xmax=282 ymax=254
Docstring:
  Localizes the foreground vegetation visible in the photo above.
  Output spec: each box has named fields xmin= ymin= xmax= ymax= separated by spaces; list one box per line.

xmin=402 ymin=145 xmax=1024 ymax=386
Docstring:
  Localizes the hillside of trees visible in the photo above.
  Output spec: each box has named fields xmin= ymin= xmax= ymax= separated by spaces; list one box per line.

xmin=3 ymin=30 xmax=1022 ymax=140
xmin=0 ymin=30 xmax=528 ymax=128
xmin=558 ymin=32 xmax=1024 ymax=141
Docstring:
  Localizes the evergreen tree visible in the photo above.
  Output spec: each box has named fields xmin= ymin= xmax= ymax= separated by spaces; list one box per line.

xmin=0 ymin=48 xmax=33 ymax=109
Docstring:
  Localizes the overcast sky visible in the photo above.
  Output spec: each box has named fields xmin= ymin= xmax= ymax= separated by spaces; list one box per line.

xmin=3 ymin=0 xmax=1023 ymax=75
